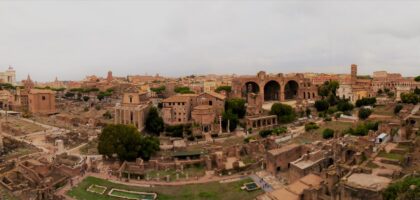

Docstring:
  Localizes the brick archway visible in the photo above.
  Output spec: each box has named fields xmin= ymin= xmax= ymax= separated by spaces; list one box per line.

xmin=284 ymin=80 xmax=299 ymax=100
xmin=264 ymin=80 xmax=281 ymax=101
xmin=242 ymin=81 xmax=260 ymax=98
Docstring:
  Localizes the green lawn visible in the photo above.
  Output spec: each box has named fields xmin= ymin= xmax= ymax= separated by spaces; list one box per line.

xmin=87 ymin=185 xmax=107 ymax=194
xmin=373 ymin=105 xmax=395 ymax=116
xmin=67 ymin=176 xmax=263 ymax=200
xmin=314 ymin=121 xmax=354 ymax=135
xmin=378 ymin=151 xmax=404 ymax=162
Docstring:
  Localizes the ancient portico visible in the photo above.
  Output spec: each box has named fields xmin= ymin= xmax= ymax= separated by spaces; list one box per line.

xmin=231 ymin=71 xmax=318 ymax=103
xmin=245 ymin=115 xmax=278 ymax=131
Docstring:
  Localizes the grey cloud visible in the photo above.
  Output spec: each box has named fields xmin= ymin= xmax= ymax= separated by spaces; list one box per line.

xmin=0 ymin=1 xmax=419 ymax=81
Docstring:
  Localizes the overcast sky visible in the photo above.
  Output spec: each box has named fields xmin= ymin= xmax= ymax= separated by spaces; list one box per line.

xmin=1 ymin=1 xmax=419 ymax=82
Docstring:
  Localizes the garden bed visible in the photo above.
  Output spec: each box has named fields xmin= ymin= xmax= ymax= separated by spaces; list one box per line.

xmin=108 ymin=189 xmax=157 ymax=200
xmin=87 ymin=184 xmax=107 ymax=194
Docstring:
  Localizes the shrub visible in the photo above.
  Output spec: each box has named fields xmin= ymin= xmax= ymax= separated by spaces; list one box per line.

xmin=314 ymin=100 xmax=329 ymax=112
xmin=358 ymin=108 xmax=372 ymax=120
xmin=327 ymin=106 xmax=338 ymax=114
xmin=383 ymin=176 xmax=420 ymax=200
xmin=324 ymin=117 xmax=332 ymax=121
xmin=355 ymin=97 xmax=376 ymax=107
xmin=322 ymin=128 xmax=334 ymax=139
xmin=394 ymin=104 xmax=403 ymax=114
xmin=337 ymin=100 xmax=354 ymax=112
xmin=273 ymin=127 xmax=287 ymax=135
xmin=365 ymin=121 xmax=379 ymax=131
xmin=165 ymin=125 xmax=185 ymax=137
xmin=305 ymin=122 xmax=319 ymax=132
xmin=259 ymin=129 xmax=273 ymax=138
xmin=334 ymin=112 xmax=342 ymax=119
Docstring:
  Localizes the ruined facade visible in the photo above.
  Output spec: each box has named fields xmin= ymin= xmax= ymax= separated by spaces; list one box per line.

xmin=337 ymin=64 xmax=373 ymax=103
xmin=28 ymin=89 xmax=56 ymax=115
xmin=231 ymin=71 xmax=318 ymax=103
xmin=114 ymin=91 xmax=151 ymax=131
xmin=0 ymin=66 xmax=16 ymax=85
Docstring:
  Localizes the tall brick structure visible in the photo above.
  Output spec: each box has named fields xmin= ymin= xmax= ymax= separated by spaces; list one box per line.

xmin=231 ymin=71 xmax=318 ymax=104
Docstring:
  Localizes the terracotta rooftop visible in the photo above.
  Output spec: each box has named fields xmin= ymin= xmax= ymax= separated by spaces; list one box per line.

xmin=162 ymin=94 xmax=197 ymax=103
xmin=201 ymin=91 xmax=226 ymax=100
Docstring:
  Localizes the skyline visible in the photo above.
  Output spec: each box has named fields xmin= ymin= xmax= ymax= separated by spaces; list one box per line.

xmin=1 ymin=1 xmax=420 ymax=81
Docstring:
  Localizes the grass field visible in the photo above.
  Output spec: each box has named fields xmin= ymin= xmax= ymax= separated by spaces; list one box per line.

xmin=4 ymin=118 xmax=46 ymax=133
xmin=378 ymin=151 xmax=405 ymax=162
xmin=314 ymin=121 xmax=354 ymax=135
xmin=67 ymin=176 xmax=263 ymax=200
xmin=373 ymin=105 xmax=395 ymax=116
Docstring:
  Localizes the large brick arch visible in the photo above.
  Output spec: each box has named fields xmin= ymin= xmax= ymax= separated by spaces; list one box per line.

xmin=263 ymin=80 xmax=281 ymax=101
xmin=242 ymin=81 xmax=260 ymax=97
xmin=284 ymin=79 xmax=300 ymax=100
xmin=231 ymin=71 xmax=317 ymax=103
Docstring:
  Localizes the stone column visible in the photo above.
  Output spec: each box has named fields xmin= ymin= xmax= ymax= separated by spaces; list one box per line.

xmin=219 ymin=115 xmax=222 ymax=134
xmin=227 ymin=119 xmax=230 ymax=133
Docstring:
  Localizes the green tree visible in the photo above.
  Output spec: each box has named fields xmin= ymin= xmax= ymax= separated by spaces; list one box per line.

xmin=314 ymin=100 xmax=329 ymax=112
xmin=225 ymin=98 xmax=246 ymax=118
xmin=138 ymin=136 xmax=160 ymax=160
xmin=337 ymin=100 xmax=354 ymax=112
xmin=270 ymin=103 xmax=296 ymax=123
xmin=358 ymin=108 xmax=372 ymax=120
xmin=215 ymin=86 xmax=232 ymax=93
xmin=400 ymin=92 xmax=419 ymax=105
xmin=174 ymin=86 xmax=194 ymax=94
xmin=415 ymin=87 xmax=420 ymax=95
xmin=98 ymin=124 xmax=160 ymax=161
xmin=222 ymin=110 xmax=238 ymax=132
xmin=65 ymin=92 xmax=75 ymax=98
xmin=145 ymin=107 xmax=164 ymax=135
xmin=355 ymin=97 xmax=376 ymax=107
xmin=318 ymin=81 xmax=339 ymax=98
xmin=150 ymin=86 xmax=166 ymax=94
xmin=414 ymin=75 xmax=420 ymax=82
xmin=322 ymin=128 xmax=334 ymax=139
